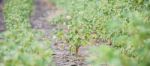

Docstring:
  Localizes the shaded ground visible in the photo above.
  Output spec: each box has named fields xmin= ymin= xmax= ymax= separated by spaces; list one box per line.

xmin=30 ymin=0 xmax=89 ymax=66
xmin=0 ymin=0 xmax=5 ymax=32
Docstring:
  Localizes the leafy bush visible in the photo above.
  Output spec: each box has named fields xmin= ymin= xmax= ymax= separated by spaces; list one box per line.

xmin=52 ymin=0 xmax=108 ymax=53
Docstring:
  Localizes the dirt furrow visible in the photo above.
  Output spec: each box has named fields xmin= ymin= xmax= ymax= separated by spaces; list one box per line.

xmin=30 ymin=0 xmax=88 ymax=66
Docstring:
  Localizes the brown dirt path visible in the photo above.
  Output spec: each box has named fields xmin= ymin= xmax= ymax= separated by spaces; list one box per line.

xmin=30 ymin=0 xmax=89 ymax=66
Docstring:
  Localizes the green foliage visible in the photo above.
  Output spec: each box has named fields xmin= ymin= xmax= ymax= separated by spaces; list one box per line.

xmin=52 ymin=0 xmax=107 ymax=53
xmin=52 ymin=0 xmax=150 ymax=66
xmin=0 ymin=0 xmax=52 ymax=66
xmin=87 ymin=45 xmax=122 ymax=66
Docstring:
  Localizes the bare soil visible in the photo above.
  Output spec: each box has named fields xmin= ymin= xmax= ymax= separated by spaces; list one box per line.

xmin=30 ymin=0 xmax=89 ymax=66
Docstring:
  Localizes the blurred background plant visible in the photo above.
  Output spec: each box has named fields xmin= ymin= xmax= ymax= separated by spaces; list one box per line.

xmin=0 ymin=0 xmax=52 ymax=66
